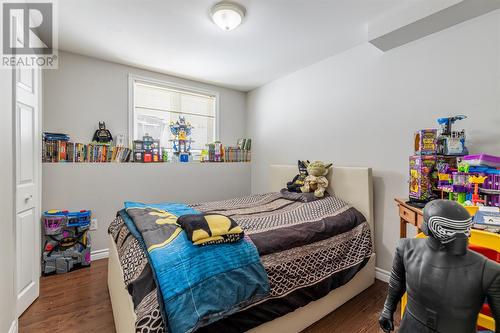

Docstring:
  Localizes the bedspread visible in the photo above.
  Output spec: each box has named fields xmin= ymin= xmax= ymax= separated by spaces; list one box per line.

xmin=108 ymin=191 xmax=373 ymax=333
xmin=119 ymin=203 xmax=269 ymax=333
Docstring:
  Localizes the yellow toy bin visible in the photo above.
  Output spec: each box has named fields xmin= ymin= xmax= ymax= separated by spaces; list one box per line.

xmin=401 ymin=230 xmax=498 ymax=331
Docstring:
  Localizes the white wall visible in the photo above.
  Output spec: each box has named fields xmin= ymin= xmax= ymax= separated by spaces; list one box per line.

xmin=42 ymin=52 xmax=251 ymax=254
xmin=246 ymin=10 xmax=500 ymax=272
xmin=0 ymin=70 xmax=16 ymax=332
xmin=43 ymin=163 xmax=251 ymax=254
xmin=43 ymin=51 xmax=247 ymax=145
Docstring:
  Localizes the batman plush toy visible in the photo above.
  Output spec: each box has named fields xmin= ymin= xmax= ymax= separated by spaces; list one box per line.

xmin=286 ymin=160 xmax=309 ymax=193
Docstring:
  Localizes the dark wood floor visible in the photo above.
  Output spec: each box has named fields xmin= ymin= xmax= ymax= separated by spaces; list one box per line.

xmin=19 ymin=259 xmax=399 ymax=332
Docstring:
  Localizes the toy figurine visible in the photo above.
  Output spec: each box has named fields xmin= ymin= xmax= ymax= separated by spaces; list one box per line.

xmin=300 ymin=161 xmax=332 ymax=198
xmin=169 ymin=116 xmax=194 ymax=162
xmin=436 ymin=115 xmax=468 ymax=156
xmin=92 ymin=121 xmax=113 ymax=143
xmin=379 ymin=200 xmax=500 ymax=333
xmin=286 ymin=160 xmax=310 ymax=192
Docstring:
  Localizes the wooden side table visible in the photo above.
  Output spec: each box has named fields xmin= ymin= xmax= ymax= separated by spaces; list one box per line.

xmin=395 ymin=198 xmax=423 ymax=238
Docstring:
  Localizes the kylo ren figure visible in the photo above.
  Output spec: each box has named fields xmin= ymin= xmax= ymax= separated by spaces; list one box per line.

xmin=379 ymin=199 xmax=500 ymax=333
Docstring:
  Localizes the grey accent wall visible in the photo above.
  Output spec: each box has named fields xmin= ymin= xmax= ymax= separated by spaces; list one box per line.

xmin=246 ymin=10 xmax=500 ymax=272
xmin=0 ymin=70 xmax=16 ymax=332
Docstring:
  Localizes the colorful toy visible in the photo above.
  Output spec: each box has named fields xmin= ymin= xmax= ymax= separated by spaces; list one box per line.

xmin=169 ymin=116 xmax=194 ymax=162
xmin=436 ymin=115 xmax=468 ymax=156
xmin=414 ymin=129 xmax=437 ymax=155
xmin=42 ymin=211 xmax=66 ymax=235
xmin=409 ymin=155 xmax=436 ymax=202
xmin=133 ymin=133 xmax=161 ymax=163
xmin=42 ymin=210 xmax=92 ymax=275
xmin=161 ymin=147 xmax=169 ymax=162
xmin=67 ymin=210 xmax=92 ymax=227
xmin=469 ymin=175 xmax=487 ymax=206
xmin=463 ymin=154 xmax=500 ymax=168
xmin=300 ymin=161 xmax=332 ymax=198
xmin=481 ymin=170 xmax=500 ymax=207
xmin=437 ymin=162 xmax=471 ymax=203
xmin=435 ymin=158 xmax=500 ymax=216
xmin=467 ymin=154 xmax=500 ymax=208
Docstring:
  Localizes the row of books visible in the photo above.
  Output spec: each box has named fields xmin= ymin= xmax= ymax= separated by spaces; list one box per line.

xmin=224 ymin=147 xmax=251 ymax=162
xmin=43 ymin=140 xmax=131 ymax=163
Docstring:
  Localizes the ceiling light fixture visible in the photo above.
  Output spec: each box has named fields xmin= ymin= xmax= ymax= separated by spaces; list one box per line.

xmin=211 ymin=2 xmax=246 ymax=31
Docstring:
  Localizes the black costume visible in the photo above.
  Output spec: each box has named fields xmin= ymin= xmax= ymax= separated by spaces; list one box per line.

xmin=379 ymin=200 xmax=500 ymax=333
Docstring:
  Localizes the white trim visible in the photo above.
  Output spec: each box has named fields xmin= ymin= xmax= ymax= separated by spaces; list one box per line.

xmin=91 ymin=248 xmax=109 ymax=261
xmin=375 ymin=267 xmax=391 ymax=283
xmin=9 ymin=319 xmax=18 ymax=333
xmin=127 ymin=73 xmax=220 ymax=147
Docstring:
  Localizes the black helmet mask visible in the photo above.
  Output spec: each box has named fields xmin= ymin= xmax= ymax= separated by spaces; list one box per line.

xmin=422 ymin=200 xmax=473 ymax=255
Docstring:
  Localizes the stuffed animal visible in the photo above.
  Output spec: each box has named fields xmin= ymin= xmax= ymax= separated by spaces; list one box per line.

xmin=286 ymin=160 xmax=310 ymax=192
xmin=300 ymin=161 xmax=332 ymax=198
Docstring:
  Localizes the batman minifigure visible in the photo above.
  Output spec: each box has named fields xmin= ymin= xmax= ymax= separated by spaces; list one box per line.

xmin=92 ymin=121 xmax=113 ymax=143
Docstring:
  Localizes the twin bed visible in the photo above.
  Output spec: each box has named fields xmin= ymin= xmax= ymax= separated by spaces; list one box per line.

xmin=107 ymin=165 xmax=375 ymax=333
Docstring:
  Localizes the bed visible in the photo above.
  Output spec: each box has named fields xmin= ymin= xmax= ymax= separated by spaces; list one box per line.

xmin=107 ymin=165 xmax=375 ymax=333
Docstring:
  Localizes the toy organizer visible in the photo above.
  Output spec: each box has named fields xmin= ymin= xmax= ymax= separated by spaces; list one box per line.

xmin=42 ymin=210 xmax=92 ymax=275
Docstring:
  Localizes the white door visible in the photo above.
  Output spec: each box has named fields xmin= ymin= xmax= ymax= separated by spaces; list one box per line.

xmin=15 ymin=65 xmax=41 ymax=316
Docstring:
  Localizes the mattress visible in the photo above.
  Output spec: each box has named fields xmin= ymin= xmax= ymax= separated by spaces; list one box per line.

xmin=108 ymin=191 xmax=373 ymax=333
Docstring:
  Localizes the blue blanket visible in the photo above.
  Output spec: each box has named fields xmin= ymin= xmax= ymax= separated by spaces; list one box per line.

xmin=121 ymin=201 xmax=269 ymax=333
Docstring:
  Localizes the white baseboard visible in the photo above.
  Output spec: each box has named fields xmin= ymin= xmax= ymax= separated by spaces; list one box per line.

xmin=375 ymin=267 xmax=390 ymax=283
xmin=91 ymin=248 xmax=109 ymax=261
xmin=9 ymin=319 xmax=18 ymax=333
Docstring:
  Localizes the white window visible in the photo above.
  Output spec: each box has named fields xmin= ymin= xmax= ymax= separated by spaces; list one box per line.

xmin=129 ymin=75 xmax=218 ymax=152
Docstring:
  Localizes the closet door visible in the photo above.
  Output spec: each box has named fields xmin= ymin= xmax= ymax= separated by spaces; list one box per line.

xmin=15 ymin=64 xmax=41 ymax=316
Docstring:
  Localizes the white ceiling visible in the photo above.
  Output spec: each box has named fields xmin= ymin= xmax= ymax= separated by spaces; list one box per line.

xmin=58 ymin=0 xmax=420 ymax=91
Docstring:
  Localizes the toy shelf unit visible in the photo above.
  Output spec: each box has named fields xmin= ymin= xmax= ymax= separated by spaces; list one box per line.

xmin=42 ymin=209 xmax=92 ymax=275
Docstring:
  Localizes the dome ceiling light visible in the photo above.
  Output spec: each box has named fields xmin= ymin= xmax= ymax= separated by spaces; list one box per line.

xmin=210 ymin=2 xmax=246 ymax=31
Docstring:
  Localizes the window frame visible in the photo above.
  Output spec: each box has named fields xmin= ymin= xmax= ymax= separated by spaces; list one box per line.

xmin=127 ymin=74 xmax=220 ymax=148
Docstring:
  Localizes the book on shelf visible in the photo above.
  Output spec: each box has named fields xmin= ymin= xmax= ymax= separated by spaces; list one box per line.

xmin=43 ymin=139 xmax=131 ymax=163
xmin=223 ymin=147 xmax=251 ymax=162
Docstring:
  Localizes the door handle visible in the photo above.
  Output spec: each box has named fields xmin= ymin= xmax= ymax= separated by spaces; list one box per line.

xmin=24 ymin=195 xmax=32 ymax=202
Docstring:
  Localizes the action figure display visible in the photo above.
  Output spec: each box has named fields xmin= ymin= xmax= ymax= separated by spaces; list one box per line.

xmin=379 ymin=200 xmax=500 ymax=333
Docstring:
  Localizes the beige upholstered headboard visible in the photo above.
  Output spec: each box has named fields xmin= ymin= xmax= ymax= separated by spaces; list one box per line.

xmin=269 ymin=165 xmax=374 ymax=238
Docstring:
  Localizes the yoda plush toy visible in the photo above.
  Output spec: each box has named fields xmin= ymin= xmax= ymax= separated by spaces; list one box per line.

xmin=300 ymin=161 xmax=332 ymax=198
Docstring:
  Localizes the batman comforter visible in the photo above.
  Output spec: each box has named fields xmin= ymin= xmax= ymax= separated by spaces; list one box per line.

xmin=108 ymin=191 xmax=373 ymax=333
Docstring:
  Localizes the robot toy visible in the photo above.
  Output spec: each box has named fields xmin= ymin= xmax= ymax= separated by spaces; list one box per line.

xmin=169 ymin=116 xmax=194 ymax=162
